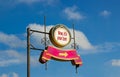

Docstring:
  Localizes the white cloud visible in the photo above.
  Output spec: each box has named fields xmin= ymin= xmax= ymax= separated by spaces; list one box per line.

xmin=17 ymin=0 xmax=41 ymax=4
xmin=0 ymin=32 xmax=26 ymax=48
xmin=112 ymin=59 xmax=120 ymax=66
xmin=0 ymin=59 xmax=21 ymax=67
xmin=70 ymin=29 xmax=93 ymax=50
xmin=0 ymin=74 xmax=8 ymax=77
xmin=100 ymin=10 xmax=111 ymax=17
xmin=63 ymin=6 xmax=85 ymax=20
xmin=95 ymin=42 xmax=120 ymax=53
xmin=0 ymin=50 xmax=25 ymax=67
xmin=105 ymin=59 xmax=120 ymax=67
xmin=27 ymin=23 xmax=94 ymax=50
xmin=80 ymin=42 xmax=120 ymax=54
xmin=0 ymin=0 xmax=59 ymax=6
xmin=0 ymin=49 xmax=40 ymax=67
xmin=12 ymin=72 xmax=19 ymax=77
xmin=0 ymin=31 xmax=41 ymax=67
xmin=17 ymin=0 xmax=57 ymax=5
xmin=0 ymin=72 xmax=19 ymax=77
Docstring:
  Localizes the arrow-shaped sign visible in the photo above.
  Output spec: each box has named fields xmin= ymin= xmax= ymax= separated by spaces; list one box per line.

xmin=59 ymin=52 xmax=68 ymax=57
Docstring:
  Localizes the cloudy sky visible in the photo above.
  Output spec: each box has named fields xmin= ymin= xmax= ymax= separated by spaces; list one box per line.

xmin=0 ymin=0 xmax=120 ymax=77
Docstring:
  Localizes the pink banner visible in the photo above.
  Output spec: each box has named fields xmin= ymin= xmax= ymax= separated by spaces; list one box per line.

xmin=39 ymin=46 xmax=82 ymax=66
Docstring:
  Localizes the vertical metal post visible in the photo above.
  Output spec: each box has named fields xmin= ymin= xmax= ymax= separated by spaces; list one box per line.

xmin=27 ymin=28 xmax=30 ymax=77
xmin=72 ymin=24 xmax=76 ymax=49
xmin=72 ymin=24 xmax=78 ymax=73
xmin=44 ymin=16 xmax=47 ymax=48
xmin=44 ymin=16 xmax=47 ymax=70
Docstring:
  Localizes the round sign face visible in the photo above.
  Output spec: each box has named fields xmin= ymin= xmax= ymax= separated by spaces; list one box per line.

xmin=49 ymin=24 xmax=71 ymax=48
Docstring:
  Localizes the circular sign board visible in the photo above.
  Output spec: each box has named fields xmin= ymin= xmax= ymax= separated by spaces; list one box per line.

xmin=49 ymin=24 xmax=71 ymax=48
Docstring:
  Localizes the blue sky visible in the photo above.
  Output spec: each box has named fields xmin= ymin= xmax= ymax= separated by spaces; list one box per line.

xmin=0 ymin=0 xmax=120 ymax=77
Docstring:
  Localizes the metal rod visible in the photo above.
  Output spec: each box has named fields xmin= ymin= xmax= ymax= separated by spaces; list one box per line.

xmin=71 ymin=38 xmax=75 ymax=39
xmin=44 ymin=16 xmax=47 ymax=48
xmin=72 ymin=24 xmax=76 ymax=49
xmin=30 ymin=44 xmax=36 ymax=49
xmin=27 ymin=16 xmax=48 ymax=77
xmin=30 ymin=48 xmax=44 ymax=51
xmin=30 ymin=29 xmax=49 ymax=34
xmin=27 ymin=28 xmax=30 ymax=77
xmin=44 ymin=16 xmax=47 ymax=70
xmin=72 ymin=24 xmax=78 ymax=73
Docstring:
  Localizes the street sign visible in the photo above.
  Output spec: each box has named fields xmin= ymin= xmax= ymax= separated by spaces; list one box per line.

xmin=49 ymin=24 xmax=71 ymax=48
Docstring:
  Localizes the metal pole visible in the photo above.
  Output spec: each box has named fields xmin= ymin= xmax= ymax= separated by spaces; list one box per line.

xmin=44 ymin=16 xmax=47 ymax=48
xmin=44 ymin=16 xmax=47 ymax=70
xmin=72 ymin=24 xmax=78 ymax=73
xmin=27 ymin=28 xmax=30 ymax=77
xmin=72 ymin=24 xmax=76 ymax=49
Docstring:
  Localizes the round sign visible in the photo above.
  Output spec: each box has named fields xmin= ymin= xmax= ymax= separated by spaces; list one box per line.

xmin=49 ymin=24 xmax=71 ymax=48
